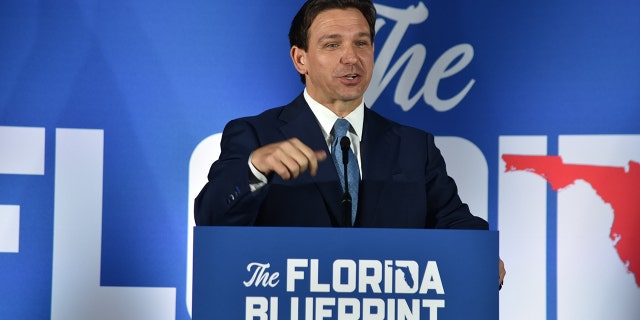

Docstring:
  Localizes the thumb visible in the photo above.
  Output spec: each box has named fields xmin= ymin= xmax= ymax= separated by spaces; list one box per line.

xmin=315 ymin=150 xmax=328 ymax=161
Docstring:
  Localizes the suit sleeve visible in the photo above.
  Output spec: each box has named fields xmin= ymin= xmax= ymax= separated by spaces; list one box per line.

xmin=194 ymin=119 xmax=269 ymax=226
xmin=424 ymin=133 xmax=489 ymax=230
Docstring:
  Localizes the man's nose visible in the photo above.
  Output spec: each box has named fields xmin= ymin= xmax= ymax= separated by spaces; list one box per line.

xmin=340 ymin=45 xmax=358 ymax=65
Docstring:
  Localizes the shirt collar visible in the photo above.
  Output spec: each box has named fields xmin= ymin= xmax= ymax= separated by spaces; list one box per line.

xmin=303 ymin=89 xmax=364 ymax=142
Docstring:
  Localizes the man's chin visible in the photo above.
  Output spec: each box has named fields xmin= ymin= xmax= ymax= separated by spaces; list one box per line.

xmin=337 ymin=88 xmax=367 ymax=102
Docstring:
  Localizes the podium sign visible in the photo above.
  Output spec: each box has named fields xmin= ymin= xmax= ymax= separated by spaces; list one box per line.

xmin=193 ymin=227 xmax=498 ymax=319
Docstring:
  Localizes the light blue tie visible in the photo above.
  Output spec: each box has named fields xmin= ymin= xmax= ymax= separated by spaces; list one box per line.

xmin=331 ymin=118 xmax=359 ymax=225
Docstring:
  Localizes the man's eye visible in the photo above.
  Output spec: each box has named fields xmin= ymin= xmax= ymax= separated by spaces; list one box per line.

xmin=325 ymin=43 xmax=339 ymax=48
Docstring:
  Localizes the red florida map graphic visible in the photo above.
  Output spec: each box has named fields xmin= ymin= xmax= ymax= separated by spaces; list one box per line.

xmin=502 ymin=155 xmax=640 ymax=287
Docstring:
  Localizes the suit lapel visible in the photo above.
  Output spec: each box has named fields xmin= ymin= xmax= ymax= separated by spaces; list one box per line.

xmin=361 ymin=108 xmax=399 ymax=180
xmin=277 ymin=94 xmax=344 ymax=226
xmin=358 ymin=108 xmax=400 ymax=224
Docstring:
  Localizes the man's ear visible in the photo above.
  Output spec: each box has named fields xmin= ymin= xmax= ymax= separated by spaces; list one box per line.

xmin=290 ymin=46 xmax=307 ymax=75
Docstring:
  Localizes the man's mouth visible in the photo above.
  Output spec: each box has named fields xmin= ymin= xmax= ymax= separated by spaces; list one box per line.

xmin=345 ymin=74 xmax=358 ymax=80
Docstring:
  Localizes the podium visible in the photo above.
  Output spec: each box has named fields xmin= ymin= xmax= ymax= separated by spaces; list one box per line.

xmin=193 ymin=227 xmax=498 ymax=319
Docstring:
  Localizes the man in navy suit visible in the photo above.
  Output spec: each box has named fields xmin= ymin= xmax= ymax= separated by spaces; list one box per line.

xmin=195 ymin=0 xmax=505 ymax=285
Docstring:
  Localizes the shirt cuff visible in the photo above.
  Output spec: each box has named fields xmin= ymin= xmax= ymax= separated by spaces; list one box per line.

xmin=248 ymin=152 xmax=268 ymax=192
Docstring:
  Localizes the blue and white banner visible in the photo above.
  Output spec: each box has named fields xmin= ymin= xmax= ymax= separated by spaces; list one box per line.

xmin=193 ymin=227 xmax=498 ymax=319
xmin=1 ymin=0 xmax=638 ymax=319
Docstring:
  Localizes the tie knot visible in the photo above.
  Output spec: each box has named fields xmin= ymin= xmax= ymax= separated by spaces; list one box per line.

xmin=333 ymin=118 xmax=351 ymax=138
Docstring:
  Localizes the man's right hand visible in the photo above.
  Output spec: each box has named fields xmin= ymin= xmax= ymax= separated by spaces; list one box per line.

xmin=251 ymin=138 xmax=327 ymax=180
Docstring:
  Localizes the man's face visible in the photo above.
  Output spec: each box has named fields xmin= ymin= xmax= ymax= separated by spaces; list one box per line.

xmin=291 ymin=8 xmax=374 ymax=112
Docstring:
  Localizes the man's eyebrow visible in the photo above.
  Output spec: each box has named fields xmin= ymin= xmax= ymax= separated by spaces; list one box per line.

xmin=317 ymin=34 xmax=342 ymax=42
xmin=317 ymin=32 xmax=371 ymax=42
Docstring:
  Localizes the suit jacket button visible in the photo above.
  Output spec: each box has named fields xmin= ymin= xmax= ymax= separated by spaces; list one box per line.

xmin=226 ymin=193 xmax=236 ymax=204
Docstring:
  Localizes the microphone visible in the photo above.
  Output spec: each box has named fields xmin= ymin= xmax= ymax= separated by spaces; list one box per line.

xmin=339 ymin=137 xmax=352 ymax=227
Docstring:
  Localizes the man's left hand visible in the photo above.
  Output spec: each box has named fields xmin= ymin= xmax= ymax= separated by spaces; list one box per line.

xmin=499 ymin=258 xmax=506 ymax=290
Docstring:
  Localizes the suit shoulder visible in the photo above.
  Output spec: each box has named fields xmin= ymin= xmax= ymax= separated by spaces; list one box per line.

xmin=226 ymin=94 xmax=304 ymax=129
xmin=365 ymin=108 xmax=434 ymax=139
xmin=227 ymin=106 xmax=283 ymax=126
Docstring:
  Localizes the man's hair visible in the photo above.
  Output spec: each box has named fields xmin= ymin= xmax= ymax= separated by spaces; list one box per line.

xmin=289 ymin=0 xmax=377 ymax=84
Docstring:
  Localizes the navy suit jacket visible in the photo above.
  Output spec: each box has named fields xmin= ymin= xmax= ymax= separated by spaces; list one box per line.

xmin=195 ymin=94 xmax=488 ymax=229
